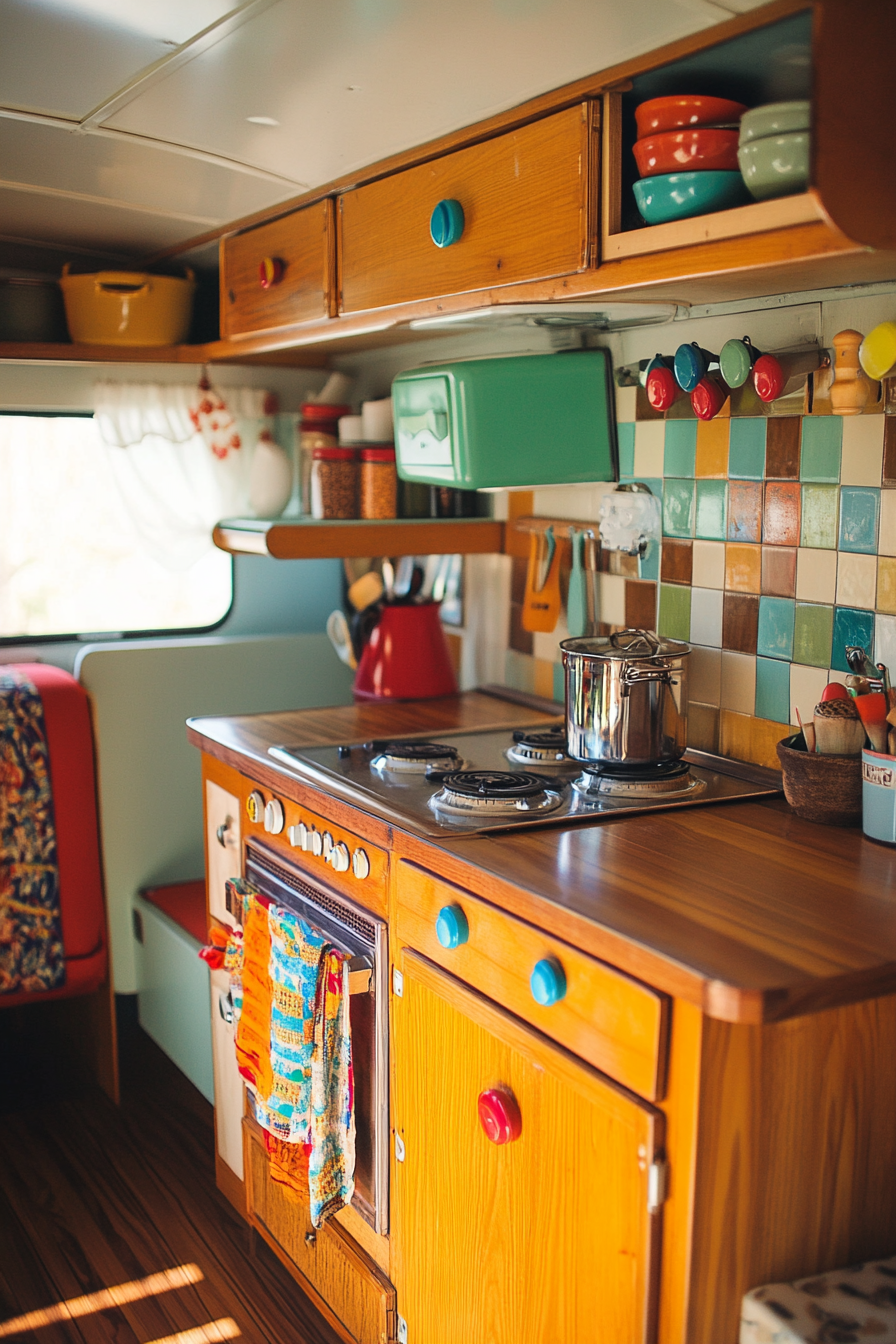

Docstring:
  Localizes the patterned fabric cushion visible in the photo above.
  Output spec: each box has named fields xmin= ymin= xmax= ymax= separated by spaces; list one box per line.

xmin=741 ymin=1256 xmax=896 ymax=1343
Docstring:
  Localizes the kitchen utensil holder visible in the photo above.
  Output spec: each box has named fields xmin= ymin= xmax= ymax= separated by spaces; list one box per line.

xmin=777 ymin=734 xmax=863 ymax=826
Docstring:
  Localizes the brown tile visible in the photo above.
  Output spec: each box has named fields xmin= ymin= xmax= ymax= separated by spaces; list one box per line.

xmin=688 ymin=703 xmax=719 ymax=753
xmin=727 ymin=480 xmax=763 ymax=542
xmin=763 ymin=480 xmax=801 ymax=546
xmin=660 ymin=539 xmax=693 ymax=585
xmin=695 ymin=419 xmax=730 ymax=478
xmin=722 ymin=592 xmax=759 ymax=653
xmin=762 ymin=545 xmax=797 ymax=597
xmin=625 ymin=579 xmax=657 ymax=631
xmin=725 ymin=542 xmax=761 ymax=593
xmin=511 ymin=555 xmax=529 ymax=605
xmin=509 ymin=603 xmax=533 ymax=655
xmin=505 ymin=490 xmax=535 ymax=559
xmin=765 ymin=417 xmax=801 ymax=478
xmin=635 ymin=385 xmax=665 ymax=421
xmin=884 ymin=417 xmax=896 ymax=485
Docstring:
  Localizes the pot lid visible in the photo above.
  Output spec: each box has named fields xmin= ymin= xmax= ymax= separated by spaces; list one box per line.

xmin=560 ymin=628 xmax=690 ymax=659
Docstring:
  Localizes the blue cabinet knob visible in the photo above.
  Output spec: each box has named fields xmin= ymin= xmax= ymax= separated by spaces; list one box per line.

xmin=436 ymin=904 xmax=469 ymax=949
xmin=530 ymin=956 xmax=566 ymax=1006
xmin=430 ymin=199 xmax=465 ymax=248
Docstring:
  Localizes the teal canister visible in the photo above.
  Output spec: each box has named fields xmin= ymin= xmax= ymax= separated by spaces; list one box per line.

xmin=862 ymin=750 xmax=896 ymax=844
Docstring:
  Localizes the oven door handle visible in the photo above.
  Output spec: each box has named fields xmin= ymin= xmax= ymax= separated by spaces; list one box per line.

xmin=347 ymin=954 xmax=373 ymax=996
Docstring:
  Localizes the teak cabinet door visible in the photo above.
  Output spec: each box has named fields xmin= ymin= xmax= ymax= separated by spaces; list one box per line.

xmin=338 ymin=103 xmax=599 ymax=314
xmin=391 ymin=951 xmax=664 ymax=1344
xmin=221 ymin=199 xmax=334 ymax=337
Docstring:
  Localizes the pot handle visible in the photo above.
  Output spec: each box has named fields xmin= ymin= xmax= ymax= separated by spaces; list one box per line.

xmin=609 ymin=627 xmax=661 ymax=655
xmin=621 ymin=664 xmax=672 ymax=689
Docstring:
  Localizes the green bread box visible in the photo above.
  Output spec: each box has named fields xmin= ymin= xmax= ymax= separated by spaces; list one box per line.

xmin=392 ymin=349 xmax=617 ymax=489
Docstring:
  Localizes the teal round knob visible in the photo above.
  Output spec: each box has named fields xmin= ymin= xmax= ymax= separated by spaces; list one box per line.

xmin=430 ymin=199 xmax=465 ymax=248
xmin=435 ymin=904 xmax=469 ymax=949
xmin=530 ymin=956 xmax=566 ymax=1006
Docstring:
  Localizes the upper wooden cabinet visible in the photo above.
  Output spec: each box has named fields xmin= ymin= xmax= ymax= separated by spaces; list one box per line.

xmin=337 ymin=103 xmax=599 ymax=315
xmin=220 ymin=199 xmax=335 ymax=339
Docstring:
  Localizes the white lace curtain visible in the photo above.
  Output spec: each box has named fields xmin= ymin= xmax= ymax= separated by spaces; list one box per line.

xmin=93 ymin=380 xmax=273 ymax=571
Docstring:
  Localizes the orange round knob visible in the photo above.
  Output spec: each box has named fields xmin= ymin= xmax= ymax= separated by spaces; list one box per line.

xmin=259 ymin=256 xmax=284 ymax=289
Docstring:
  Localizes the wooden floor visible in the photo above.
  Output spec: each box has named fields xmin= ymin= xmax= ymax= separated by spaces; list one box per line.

xmin=0 ymin=1006 xmax=343 ymax=1344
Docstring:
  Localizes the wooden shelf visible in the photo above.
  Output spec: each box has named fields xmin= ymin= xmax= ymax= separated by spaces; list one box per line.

xmin=602 ymin=191 xmax=827 ymax=263
xmin=0 ymin=339 xmax=329 ymax=368
xmin=213 ymin=516 xmax=506 ymax=559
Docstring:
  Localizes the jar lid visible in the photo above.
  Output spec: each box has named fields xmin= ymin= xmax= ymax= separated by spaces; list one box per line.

xmin=360 ymin=446 xmax=396 ymax=462
xmin=312 ymin=445 xmax=356 ymax=461
xmin=300 ymin=402 xmax=352 ymax=422
xmin=560 ymin=629 xmax=690 ymax=660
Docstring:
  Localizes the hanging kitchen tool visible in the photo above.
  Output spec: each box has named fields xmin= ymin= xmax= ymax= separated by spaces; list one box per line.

xmin=522 ymin=527 xmax=562 ymax=633
xmin=584 ymin=532 xmax=601 ymax=635
xmin=644 ymin=354 xmax=683 ymax=411
xmin=566 ymin=528 xmax=588 ymax=638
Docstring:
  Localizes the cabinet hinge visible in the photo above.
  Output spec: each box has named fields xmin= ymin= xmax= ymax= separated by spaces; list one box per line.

xmin=392 ymin=967 xmax=404 ymax=997
xmin=397 ymin=1315 xmax=408 ymax=1344
xmin=648 ymin=1158 xmax=668 ymax=1213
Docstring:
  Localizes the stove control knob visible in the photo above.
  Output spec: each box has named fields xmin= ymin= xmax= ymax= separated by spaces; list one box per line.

xmin=310 ymin=828 xmax=323 ymax=857
xmin=352 ymin=848 xmax=370 ymax=881
xmin=246 ymin=791 xmax=264 ymax=824
xmin=530 ymin=956 xmax=566 ymax=1007
xmin=287 ymin=822 xmax=303 ymax=848
xmin=328 ymin=842 xmax=350 ymax=873
xmin=263 ymin=798 xmax=285 ymax=835
xmin=435 ymin=904 xmax=469 ymax=950
xmin=321 ymin=831 xmax=334 ymax=857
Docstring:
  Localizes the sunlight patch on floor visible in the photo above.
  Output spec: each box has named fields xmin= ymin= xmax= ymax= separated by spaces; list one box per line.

xmin=0 ymin=1263 xmax=205 ymax=1337
xmin=146 ymin=1321 xmax=240 ymax=1344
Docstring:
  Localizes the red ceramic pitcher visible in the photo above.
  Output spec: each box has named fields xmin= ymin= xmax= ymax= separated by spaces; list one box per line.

xmin=353 ymin=602 xmax=458 ymax=701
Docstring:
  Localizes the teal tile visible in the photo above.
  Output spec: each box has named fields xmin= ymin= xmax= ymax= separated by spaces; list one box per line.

xmin=757 ymin=595 xmax=795 ymax=660
xmin=728 ymin=418 xmax=767 ymax=480
xmin=832 ymin=606 xmax=875 ymax=674
xmin=618 ymin=422 xmax=635 ymax=479
xmin=639 ymin=539 xmax=660 ymax=581
xmin=663 ymin=479 xmax=695 ymax=538
xmin=800 ymin=416 xmax=842 ymax=482
xmin=800 ymin=485 xmax=839 ymax=549
xmin=664 ymin=421 xmax=697 ymax=477
xmin=755 ymin=656 xmax=791 ymax=723
xmin=695 ymin=480 xmax=727 ymax=540
xmin=659 ymin=583 xmax=691 ymax=641
xmin=838 ymin=486 xmax=880 ymax=554
xmin=552 ymin=661 xmax=565 ymax=703
xmin=793 ymin=603 xmax=834 ymax=668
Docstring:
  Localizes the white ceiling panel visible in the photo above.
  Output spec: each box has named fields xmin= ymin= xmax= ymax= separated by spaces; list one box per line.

xmin=0 ymin=185 xmax=218 ymax=255
xmin=103 ymin=0 xmax=740 ymax=189
xmin=46 ymin=0 xmax=246 ymax=44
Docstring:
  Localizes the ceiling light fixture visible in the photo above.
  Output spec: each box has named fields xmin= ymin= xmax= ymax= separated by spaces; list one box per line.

xmin=246 ymin=116 xmax=279 ymax=126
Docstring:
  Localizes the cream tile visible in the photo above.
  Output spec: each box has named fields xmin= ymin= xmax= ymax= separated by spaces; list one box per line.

xmin=533 ymin=624 xmax=566 ymax=663
xmin=531 ymin=485 xmax=604 ymax=518
xmin=789 ymin=663 xmax=828 ymax=726
xmin=796 ymin=547 xmax=838 ymax=603
xmin=615 ymin=385 xmax=638 ymax=424
xmin=720 ymin=650 xmax=757 ymax=714
xmin=836 ymin=551 xmax=877 ymax=608
xmin=599 ymin=573 xmax=627 ymax=625
xmin=633 ymin=420 xmax=665 ymax=477
xmin=690 ymin=645 xmax=721 ymax=706
xmin=692 ymin=539 xmax=726 ymax=589
xmin=880 ymin=490 xmax=896 ymax=558
xmin=689 ymin=587 xmax=723 ymax=647
xmin=875 ymin=614 xmax=896 ymax=674
xmin=840 ymin=415 xmax=884 ymax=486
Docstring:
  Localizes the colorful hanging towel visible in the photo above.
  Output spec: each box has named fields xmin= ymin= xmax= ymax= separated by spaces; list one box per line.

xmin=0 ymin=668 xmax=64 ymax=994
xmin=266 ymin=904 xmax=327 ymax=1141
xmin=227 ymin=883 xmax=273 ymax=1107
xmin=309 ymin=948 xmax=355 ymax=1227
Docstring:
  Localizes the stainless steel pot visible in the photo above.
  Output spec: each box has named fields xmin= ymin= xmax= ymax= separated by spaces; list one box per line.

xmin=560 ymin=628 xmax=690 ymax=767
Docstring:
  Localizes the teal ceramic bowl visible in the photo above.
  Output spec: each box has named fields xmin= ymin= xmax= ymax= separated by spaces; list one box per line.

xmin=632 ymin=170 xmax=750 ymax=225
xmin=737 ymin=131 xmax=810 ymax=200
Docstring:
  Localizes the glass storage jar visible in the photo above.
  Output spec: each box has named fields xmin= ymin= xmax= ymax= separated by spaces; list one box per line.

xmin=299 ymin=402 xmax=351 ymax=514
xmin=310 ymin=446 xmax=358 ymax=519
xmin=359 ymin=445 xmax=398 ymax=519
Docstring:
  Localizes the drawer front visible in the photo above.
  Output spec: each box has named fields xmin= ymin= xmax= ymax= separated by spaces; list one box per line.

xmin=338 ymin=103 xmax=598 ymax=313
xmin=395 ymin=860 xmax=668 ymax=1101
xmin=222 ymin=199 xmax=334 ymax=337
xmin=245 ymin=1121 xmax=395 ymax=1344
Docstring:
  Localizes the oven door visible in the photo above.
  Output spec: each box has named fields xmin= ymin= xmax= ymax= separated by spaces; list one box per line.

xmin=244 ymin=840 xmax=388 ymax=1234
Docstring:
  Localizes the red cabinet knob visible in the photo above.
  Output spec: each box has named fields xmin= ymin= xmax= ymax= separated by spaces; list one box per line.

xmin=259 ymin=256 xmax=285 ymax=289
xmin=477 ymin=1087 xmax=522 ymax=1145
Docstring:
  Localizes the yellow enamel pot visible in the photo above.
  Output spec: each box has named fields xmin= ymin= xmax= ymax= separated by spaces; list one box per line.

xmin=59 ymin=264 xmax=195 ymax=346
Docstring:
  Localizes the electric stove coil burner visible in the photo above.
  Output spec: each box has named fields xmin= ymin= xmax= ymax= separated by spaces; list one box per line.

xmin=430 ymin=769 xmax=565 ymax=819
xmin=369 ymin=740 xmax=462 ymax=774
xmin=573 ymin=757 xmax=704 ymax=798
xmin=505 ymin=725 xmax=570 ymax=767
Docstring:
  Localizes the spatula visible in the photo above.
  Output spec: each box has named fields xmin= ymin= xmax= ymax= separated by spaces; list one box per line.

xmin=566 ymin=529 xmax=587 ymax=638
xmin=522 ymin=528 xmax=562 ymax=633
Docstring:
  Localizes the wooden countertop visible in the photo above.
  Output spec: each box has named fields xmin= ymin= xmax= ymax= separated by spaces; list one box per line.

xmin=188 ymin=692 xmax=896 ymax=1026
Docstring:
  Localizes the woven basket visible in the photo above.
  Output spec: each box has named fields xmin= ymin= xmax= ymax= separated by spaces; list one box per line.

xmin=776 ymin=734 xmax=862 ymax=826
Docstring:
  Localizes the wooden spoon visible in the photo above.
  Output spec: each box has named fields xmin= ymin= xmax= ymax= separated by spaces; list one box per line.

xmin=814 ymin=697 xmax=865 ymax=756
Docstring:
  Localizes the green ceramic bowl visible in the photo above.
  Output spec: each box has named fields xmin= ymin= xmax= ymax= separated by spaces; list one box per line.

xmin=738 ymin=100 xmax=810 ymax=145
xmin=632 ymin=170 xmax=751 ymax=225
xmin=737 ymin=131 xmax=810 ymax=201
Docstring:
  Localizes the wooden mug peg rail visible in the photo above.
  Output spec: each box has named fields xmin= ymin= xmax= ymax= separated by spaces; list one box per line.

xmin=513 ymin=516 xmax=597 ymax=538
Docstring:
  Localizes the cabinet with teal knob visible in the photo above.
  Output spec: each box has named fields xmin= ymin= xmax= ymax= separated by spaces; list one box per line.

xmin=435 ymin=903 xmax=469 ymax=949
xmin=430 ymin=199 xmax=465 ymax=248
xmin=530 ymin=956 xmax=566 ymax=1006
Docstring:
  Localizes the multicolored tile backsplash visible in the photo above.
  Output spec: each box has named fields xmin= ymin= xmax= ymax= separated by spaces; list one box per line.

xmin=501 ymin=406 xmax=896 ymax=770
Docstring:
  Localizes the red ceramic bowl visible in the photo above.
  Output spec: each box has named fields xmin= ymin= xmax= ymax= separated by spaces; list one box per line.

xmin=633 ymin=127 xmax=739 ymax=177
xmin=635 ymin=95 xmax=749 ymax=138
